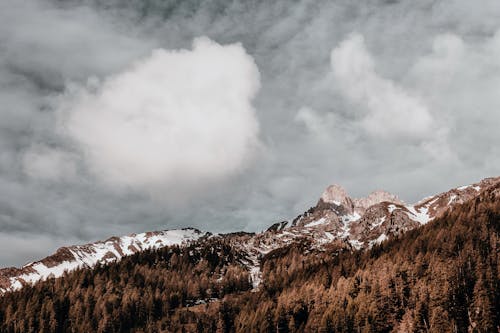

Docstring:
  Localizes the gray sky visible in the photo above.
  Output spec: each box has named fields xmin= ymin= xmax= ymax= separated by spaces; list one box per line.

xmin=1 ymin=0 xmax=499 ymax=266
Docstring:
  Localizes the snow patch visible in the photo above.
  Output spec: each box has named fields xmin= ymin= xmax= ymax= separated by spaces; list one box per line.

xmin=406 ymin=206 xmax=431 ymax=224
xmin=369 ymin=234 xmax=388 ymax=247
xmin=249 ymin=265 xmax=261 ymax=289
xmin=370 ymin=216 xmax=386 ymax=230
xmin=388 ymin=204 xmax=397 ymax=213
xmin=348 ymin=239 xmax=364 ymax=250
xmin=456 ymin=184 xmax=481 ymax=192
xmin=344 ymin=212 xmax=361 ymax=222
xmin=338 ymin=212 xmax=361 ymax=239
xmin=305 ymin=218 xmax=327 ymax=227
xmin=324 ymin=232 xmax=335 ymax=240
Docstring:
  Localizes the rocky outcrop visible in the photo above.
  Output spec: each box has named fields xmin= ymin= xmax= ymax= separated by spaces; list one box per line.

xmin=319 ymin=184 xmax=355 ymax=213
xmin=353 ymin=190 xmax=403 ymax=215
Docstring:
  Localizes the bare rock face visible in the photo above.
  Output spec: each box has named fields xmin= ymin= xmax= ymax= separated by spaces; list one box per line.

xmin=353 ymin=190 xmax=403 ymax=215
xmin=318 ymin=185 xmax=403 ymax=216
xmin=318 ymin=184 xmax=355 ymax=214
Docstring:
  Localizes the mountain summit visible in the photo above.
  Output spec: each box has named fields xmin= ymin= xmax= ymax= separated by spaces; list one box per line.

xmin=319 ymin=184 xmax=403 ymax=215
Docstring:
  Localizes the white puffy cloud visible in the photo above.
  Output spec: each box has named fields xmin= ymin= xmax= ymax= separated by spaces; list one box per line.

xmin=330 ymin=33 xmax=434 ymax=141
xmin=23 ymin=145 xmax=78 ymax=181
xmin=58 ymin=37 xmax=261 ymax=197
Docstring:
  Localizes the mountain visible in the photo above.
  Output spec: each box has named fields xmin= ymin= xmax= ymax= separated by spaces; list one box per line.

xmin=0 ymin=176 xmax=498 ymax=332
xmin=0 ymin=177 xmax=498 ymax=296
xmin=292 ymin=176 xmax=500 ymax=248
xmin=0 ymin=228 xmax=209 ymax=294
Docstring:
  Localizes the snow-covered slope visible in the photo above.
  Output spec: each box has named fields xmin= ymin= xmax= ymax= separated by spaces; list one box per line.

xmin=0 ymin=228 xmax=208 ymax=294
xmin=226 ymin=176 xmax=500 ymax=287
xmin=1 ymin=177 xmax=498 ymax=293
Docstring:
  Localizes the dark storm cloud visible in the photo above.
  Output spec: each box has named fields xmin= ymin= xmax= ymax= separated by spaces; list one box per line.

xmin=0 ymin=0 xmax=499 ymax=266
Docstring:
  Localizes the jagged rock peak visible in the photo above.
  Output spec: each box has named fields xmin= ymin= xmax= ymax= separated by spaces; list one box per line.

xmin=320 ymin=184 xmax=352 ymax=206
xmin=354 ymin=190 xmax=403 ymax=211
xmin=320 ymin=184 xmax=401 ymax=210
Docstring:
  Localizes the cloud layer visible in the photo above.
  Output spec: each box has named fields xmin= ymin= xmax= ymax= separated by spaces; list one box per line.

xmin=331 ymin=33 xmax=434 ymax=141
xmin=1 ymin=0 xmax=500 ymax=266
xmin=59 ymin=38 xmax=260 ymax=198
xmin=23 ymin=145 xmax=78 ymax=182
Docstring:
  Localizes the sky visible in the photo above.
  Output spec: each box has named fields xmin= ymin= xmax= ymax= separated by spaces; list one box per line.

xmin=1 ymin=0 xmax=499 ymax=266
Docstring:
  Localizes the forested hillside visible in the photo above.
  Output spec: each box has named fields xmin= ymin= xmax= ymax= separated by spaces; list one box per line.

xmin=0 ymin=184 xmax=499 ymax=333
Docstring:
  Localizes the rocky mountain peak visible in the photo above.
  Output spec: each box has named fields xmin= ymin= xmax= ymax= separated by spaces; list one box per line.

xmin=319 ymin=184 xmax=354 ymax=213
xmin=366 ymin=190 xmax=402 ymax=205
xmin=319 ymin=184 xmax=402 ymax=215
xmin=353 ymin=190 xmax=403 ymax=214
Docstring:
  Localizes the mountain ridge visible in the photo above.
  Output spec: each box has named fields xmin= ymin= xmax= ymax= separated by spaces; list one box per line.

xmin=0 ymin=176 xmax=498 ymax=294
xmin=1 ymin=177 xmax=498 ymax=332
